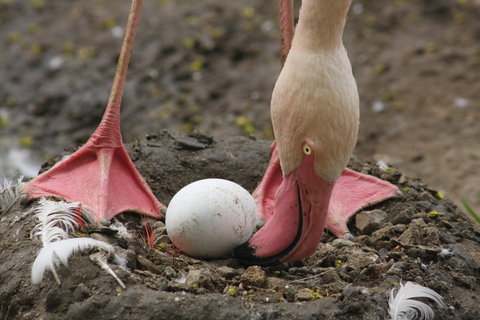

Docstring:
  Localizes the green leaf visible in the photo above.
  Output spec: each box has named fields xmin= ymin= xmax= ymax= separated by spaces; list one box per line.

xmin=462 ymin=200 xmax=480 ymax=224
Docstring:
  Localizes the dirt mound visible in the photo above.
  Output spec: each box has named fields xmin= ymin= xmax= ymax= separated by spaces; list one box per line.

xmin=1 ymin=133 xmax=478 ymax=319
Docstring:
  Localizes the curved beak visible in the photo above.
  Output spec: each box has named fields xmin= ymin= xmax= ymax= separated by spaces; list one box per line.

xmin=234 ymin=156 xmax=333 ymax=265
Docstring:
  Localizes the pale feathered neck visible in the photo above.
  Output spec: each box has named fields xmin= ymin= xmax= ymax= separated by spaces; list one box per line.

xmin=292 ymin=0 xmax=352 ymax=51
xmin=271 ymin=0 xmax=358 ymax=181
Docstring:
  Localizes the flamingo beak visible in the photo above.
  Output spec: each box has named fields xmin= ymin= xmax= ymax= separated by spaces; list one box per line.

xmin=235 ymin=155 xmax=334 ymax=265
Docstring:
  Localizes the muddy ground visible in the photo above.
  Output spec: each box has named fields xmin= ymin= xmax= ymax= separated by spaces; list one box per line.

xmin=0 ymin=0 xmax=480 ymax=319
xmin=1 ymin=132 xmax=479 ymax=319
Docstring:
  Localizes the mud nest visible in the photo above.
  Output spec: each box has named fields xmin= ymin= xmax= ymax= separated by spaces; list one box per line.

xmin=0 ymin=131 xmax=479 ymax=320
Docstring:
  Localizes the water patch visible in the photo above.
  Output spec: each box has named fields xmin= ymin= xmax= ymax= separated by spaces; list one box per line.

xmin=0 ymin=148 xmax=42 ymax=183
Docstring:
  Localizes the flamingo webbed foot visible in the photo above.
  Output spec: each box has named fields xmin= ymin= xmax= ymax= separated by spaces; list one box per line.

xmin=325 ymin=168 xmax=398 ymax=238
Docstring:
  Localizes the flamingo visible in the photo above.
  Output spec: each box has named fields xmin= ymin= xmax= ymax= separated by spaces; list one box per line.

xmin=235 ymin=0 xmax=398 ymax=265
xmin=21 ymin=0 xmax=164 ymax=221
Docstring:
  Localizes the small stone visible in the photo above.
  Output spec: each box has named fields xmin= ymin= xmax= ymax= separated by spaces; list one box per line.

xmin=283 ymin=284 xmax=297 ymax=302
xmin=320 ymin=269 xmax=342 ymax=284
xmin=453 ymin=97 xmax=471 ymax=108
xmin=287 ymin=267 xmax=310 ymax=275
xmin=371 ymin=224 xmax=407 ymax=242
xmin=296 ymin=288 xmax=315 ymax=301
xmin=167 ymin=281 xmax=189 ymax=292
xmin=342 ymin=286 xmax=361 ymax=299
xmin=346 ymin=249 xmax=380 ymax=271
xmin=158 ymin=280 xmax=168 ymax=291
xmin=195 ymin=287 xmax=208 ymax=294
xmin=48 ymin=55 xmax=64 ymax=70
xmin=19 ymin=193 xmax=29 ymax=205
xmin=240 ymin=266 xmax=267 ymax=288
xmin=73 ymin=283 xmax=91 ymax=302
xmin=186 ymin=269 xmax=213 ymax=288
xmin=391 ymin=207 xmax=415 ymax=225
xmin=452 ymin=273 xmax=476 ymax=289
xmin=439 ymin=231 xmax=455 ymax=244
xmin=450 ymin=244 xmax=477 ymax=265
xmin=398 ymin=175 xmax=408 ymax=184
xmin=386 ymin=261 xmax=404 ymax=275
xmin=255 ymin=219 xmax=265 ymax=230
xmin=414 ymin=199 xmax=433 ymax=211
xmin=216 ymin=266 xmax=239 ymax=279
xmin=45 ymin=289 xmax=63 ymax=312
xmin=397 ymin=218 xmax=440 ymax=245
xmin=137 ymin=255 xmax=162 ymax=274
xmin=266 ymin=277 xmax=287 ymax=290
xmin=332 ymin=238 xmax=356 ymax=247
xmin=355 ymin=209 xmax=388 ymax=234
xmin=164 ymin=266 xmax=177 ymax=279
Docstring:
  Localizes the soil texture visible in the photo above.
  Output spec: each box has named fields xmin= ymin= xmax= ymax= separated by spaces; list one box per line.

xmin=0 ymin=132 xmax=479 ymax=319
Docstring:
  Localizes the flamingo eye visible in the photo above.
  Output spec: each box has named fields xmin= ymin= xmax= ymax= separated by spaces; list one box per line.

xmin=303 ymin=144 xmax=312 ymax=155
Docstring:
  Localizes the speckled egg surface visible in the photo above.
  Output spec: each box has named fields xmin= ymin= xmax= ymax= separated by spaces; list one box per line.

xmin=165 ymin=179 xmax=258 ymax=259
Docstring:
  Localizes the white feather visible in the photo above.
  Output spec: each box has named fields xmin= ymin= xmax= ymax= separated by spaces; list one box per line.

xmin=109 ymin=219 xmax=132 ymax=240
xmin=90 ymin=252 xmax=126 ymax=289
xmin=0 ymin=176 xmax=24 ymax=212
xmin=30 ymin=198 xmax=86 ymax=245
xmin=31 ymin=238 xmax=114 ymax=284
xmin=388 ymin=281 xmax=445 ymax=320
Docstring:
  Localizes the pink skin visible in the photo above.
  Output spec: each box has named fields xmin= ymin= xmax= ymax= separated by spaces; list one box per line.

xmin=241 ymin=143 xmax=398 ymax=263
xmin=325 ymin=168 xmax=399 ymax=237
xmin=21 ymin=0 xmax=164 ymax=221
xmin=239 ymin=146 xmax=333 ymax=264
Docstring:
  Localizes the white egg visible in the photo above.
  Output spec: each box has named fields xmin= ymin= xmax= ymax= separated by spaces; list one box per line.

xmin=166 ymin=178 xmax=258 ymax=259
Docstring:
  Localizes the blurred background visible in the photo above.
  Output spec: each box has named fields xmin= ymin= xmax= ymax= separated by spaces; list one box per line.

xmin=0 ymin=0 xmax=479 ymax=213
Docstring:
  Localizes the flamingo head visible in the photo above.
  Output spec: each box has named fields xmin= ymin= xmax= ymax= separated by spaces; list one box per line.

xmin=234 ymin=0 xmax=358 ymax=265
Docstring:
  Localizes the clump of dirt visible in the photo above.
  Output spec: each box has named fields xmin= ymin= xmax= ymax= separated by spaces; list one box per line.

xmin=1 ymin=132 xmax=479 ymax=320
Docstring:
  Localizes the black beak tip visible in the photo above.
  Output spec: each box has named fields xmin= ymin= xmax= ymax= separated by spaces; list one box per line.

xmin=233 ymin=241 xmax=259 ymax=266
xmin=234 ymin=241 xmax=284 ymax=267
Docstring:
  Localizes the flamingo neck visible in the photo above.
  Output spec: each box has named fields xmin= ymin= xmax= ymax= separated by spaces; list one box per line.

xmin=271 ymin=0 xmax=358 ymax=182
xmin=292 ymin=0 xmax=351 ymax=52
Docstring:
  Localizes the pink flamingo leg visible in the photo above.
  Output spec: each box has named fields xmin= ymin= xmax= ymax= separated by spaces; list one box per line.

xmin=278 ymin=0 xmax=295 ymax=65
xmin=22 ymin=0 xmax=164 ymax=221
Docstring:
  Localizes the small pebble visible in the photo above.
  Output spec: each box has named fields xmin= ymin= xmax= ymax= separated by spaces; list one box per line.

xmin=355 ymin=209 xmax=388 ymax=234
xmin=216 ymin=266 xmax=239 ymax=279
xmin=296 ymin=288 xmax=315 ymax=301
xmin=186 ymin=269 xmax=212 ymax=288
xmin=164 ymin=266 xmax=177 ymax=279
